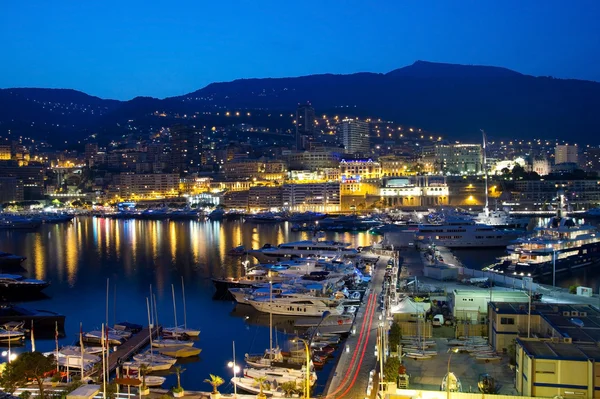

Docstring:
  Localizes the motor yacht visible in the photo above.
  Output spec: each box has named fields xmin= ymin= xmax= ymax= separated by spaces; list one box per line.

xmin=415 ymin=216 xmax=521 ymax=248
xmin=246 ymin=297 xmax=344 ymax=317
xmin=485 ymin=203 xmax=600 ymax=277
xmin=247 ymin=240 xmax=358 ymax=263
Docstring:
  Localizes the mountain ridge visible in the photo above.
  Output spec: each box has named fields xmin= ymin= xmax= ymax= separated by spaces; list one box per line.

xmin=1 ymin=61 xmax=599 ymax=144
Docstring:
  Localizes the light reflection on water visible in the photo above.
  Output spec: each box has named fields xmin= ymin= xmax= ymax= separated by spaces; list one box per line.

xmin=0 ymin=217 xmax=376 ymax=391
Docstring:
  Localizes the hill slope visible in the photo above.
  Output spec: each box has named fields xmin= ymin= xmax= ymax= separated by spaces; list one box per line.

xmin=1 ymin=61 xmax=599 ymax=144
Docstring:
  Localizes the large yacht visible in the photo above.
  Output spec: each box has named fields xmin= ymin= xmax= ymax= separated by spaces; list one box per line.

xmin=246 ymin=296 xmax=345 ymax=317
xmin=415 ymin=217 xmax=521 ymax=248
xmin=485 ymin=200 xmax=600 ymax=277
xmin=474 ymin=208 xmax=531 ymax=229
xmin=247 ymin=240 xmax=358 ymax=263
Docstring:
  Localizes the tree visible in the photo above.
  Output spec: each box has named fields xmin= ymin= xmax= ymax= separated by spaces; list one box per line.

xmin=388 ymin=321 xmax=402 ymax=350
xmin=254 ymin=376 xmax=269 ymax=399
xmin=280 ymin=381 xmax=299 ymax=397
xmin=383 ymin=357 xmax=402 ymax=383
xmin=204 ymin=374 xmax=224 ymax=394
xmin=173 ymin=366 xmax=185 ymax=393
xmin=0 ymin=362 xmax=21 ymax=394
xmin=1 ymin=352 xmax=56 ymax=398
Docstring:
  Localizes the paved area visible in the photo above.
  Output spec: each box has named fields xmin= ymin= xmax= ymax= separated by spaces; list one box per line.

xmin=322 ymin=254 xmax=388 ymax=399
xmin=402 ymin=338 xmax=517 ymax=395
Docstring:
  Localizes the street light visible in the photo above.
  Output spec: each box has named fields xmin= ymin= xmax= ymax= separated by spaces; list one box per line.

xmin=228 ymin=341 xmax=241 ymax=398
xmin=291 ymin=337 xmax=311 ymax=399
xmin=446 ymin=348 xmax=459 ymax=399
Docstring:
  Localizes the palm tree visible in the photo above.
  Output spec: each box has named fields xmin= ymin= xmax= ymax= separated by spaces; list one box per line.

xmin=280 ymin=381 xmax=298 ymax=397
xmin=254 ymin=376 xmax=269 ymax=399
xmin=204 ymin=374 xmax=224 ymax=394
xmin=173 ymin=366 xmax=186 ymax=392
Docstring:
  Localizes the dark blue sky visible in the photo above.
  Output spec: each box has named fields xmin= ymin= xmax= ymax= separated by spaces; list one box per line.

xmin=2 ymin=0 xmax=599 ymax=100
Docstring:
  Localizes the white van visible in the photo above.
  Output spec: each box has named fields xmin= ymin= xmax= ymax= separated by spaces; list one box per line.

xmin=432 ymin=314 xmax=444 ymax=327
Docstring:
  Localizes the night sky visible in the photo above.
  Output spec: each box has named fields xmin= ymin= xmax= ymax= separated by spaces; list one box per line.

xmin=2 ymin=0 xmax=599 ymax=100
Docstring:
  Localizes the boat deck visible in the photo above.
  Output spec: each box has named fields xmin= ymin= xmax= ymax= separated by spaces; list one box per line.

xmin=90 ymin=326 xmax=161 ymax=377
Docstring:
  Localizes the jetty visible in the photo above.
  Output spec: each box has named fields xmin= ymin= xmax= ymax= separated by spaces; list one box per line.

xmin=91 ymin=326 xmax=161 ymax=377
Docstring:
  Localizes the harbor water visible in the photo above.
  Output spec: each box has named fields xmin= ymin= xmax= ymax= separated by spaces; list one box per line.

xmin=0 ymin=217 xmax=375 ymax=393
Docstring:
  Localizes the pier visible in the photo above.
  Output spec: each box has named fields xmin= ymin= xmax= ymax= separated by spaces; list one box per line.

xmin=322 ymin=253 xmax=389 ymax=399
xmin=91 ymin=326 xmax=161 ymax=377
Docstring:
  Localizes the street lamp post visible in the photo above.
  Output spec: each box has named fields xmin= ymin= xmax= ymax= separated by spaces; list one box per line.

xmin=446 ymin=348 xmax=459 ymax=399
xmin=292 ymin=337 xmax=311 ymax=399
xmin=228 ymin=341 xmax=240 ymax=398
xmin=552 ymin=249 xmax=556 ymax=288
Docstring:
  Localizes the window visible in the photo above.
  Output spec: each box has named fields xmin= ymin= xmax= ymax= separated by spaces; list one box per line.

xmin=500 ymin=317 xmax=515 ymax=325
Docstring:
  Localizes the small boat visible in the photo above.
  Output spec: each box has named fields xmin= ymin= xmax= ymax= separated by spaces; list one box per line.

xmin=475 ymin=355 xmax=502 ymax=361
xmin=0 ymin=274 xmax=50 ymax=297
xmin=441 ymin=372 xmax=462 ymax=392
xmin=231 ymin=376 xmax=292 ymax=398
xmin=151 ymin=338 xmax=194 ymax=348
xmin=144 ymin=376 xmax=166 ymax=387
xmin=405 ymin=352 xmax=432 ymax=360
xmin=133 ymin=352 xmax=178 ymax=365
xmin=157 ymin=345 xmax=201 ymax=358
xmin=163 ymin=327 xmax=200 ymax=337
xmin=228 ymin=245 xmax=246 ymax=256
xmin=0 ymin=329 xmax=25 ymax=342
xmin=122 ymin=360 xmax=173 ymax=372
xmin=83 ymin=330 xmax=125 ymax=346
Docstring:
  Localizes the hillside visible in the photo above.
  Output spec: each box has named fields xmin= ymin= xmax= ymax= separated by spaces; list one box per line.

xmin=1 ymin=61 xmax=599 ymax=144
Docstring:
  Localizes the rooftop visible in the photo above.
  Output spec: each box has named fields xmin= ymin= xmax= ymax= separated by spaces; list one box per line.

xmin=519 ymin=339 xmax=600 ymax=361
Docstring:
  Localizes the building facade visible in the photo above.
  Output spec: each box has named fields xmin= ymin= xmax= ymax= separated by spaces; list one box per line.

xmin=169 ymin=125 xmax=203 ymax=173
xmin=0 ymin=177 xmax=24 ymax=202
xmin=555 ymin=144 xmax=579 ymax=165
xmin=112 ymin=173 xmax=180 ymax=198
xmin=282 ymin=182 xmax=340 ymax=212
xmin=340 ymin=119 xmax=370 ymax=155
xmin=339 ymin=159 xmax=382 ymax=181
xmin=435 ymin=144 xmax=483 ymax=174
xmin=287 ymin=150 xmax=342 ymax=171
xmin=295 ymin=102 xmax=316 ymax=151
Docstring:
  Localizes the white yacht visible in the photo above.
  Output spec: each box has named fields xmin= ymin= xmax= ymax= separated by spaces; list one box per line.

xmin=247 ymin=240 xmax=358 ymax=263
xmin=415 ymin=217 xmax=521 ymax=248
xmin=243 ymin=366 xmax=316 ymax=386
xmin=246 ymin=296 xmax=344 ymax=317
xmin=486 ymin=198 xmax=600 ymax=276
xmin=474 ymin=208 xmax=531 ymax=229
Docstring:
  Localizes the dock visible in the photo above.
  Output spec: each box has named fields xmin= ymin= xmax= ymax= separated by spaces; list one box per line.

xmin=322 ymin=253 xmax=389 ymax=399
xmin=91 ymin=326 xmax=161 ymax=377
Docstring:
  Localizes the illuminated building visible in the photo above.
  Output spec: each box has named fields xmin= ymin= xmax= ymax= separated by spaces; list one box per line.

xmin=0 ymin=145 xmax=11 ymax=161
xmin=282 ymin=183 xmax=340 ymax=212
xmin=112 ymin=173 xmax=180 ymax=198
xmin=379 ymin=155 xmax=409 ymax=177
xmin=0 ymin=177 xmax=24 ymax=202
xmin=488 ymin=302 xmax=600 ymax=398
xmin=339 ymin=158 xmax=381 ymax=180
xmin=287 ymin=150 xmax=342 ymax=170
xmin=169 ymin=125 xmax=203 ymax=173
xmin=295 ymin=102 xmax=316 ymax=151
xmin=555 ymin=144 xmax=578 ymax=165
xmin=248 ymin=186 xmax=282 ymax=210
xmin=0 ymin=163 xmax=45 ymax=199
xmin=379 ymin=176 xmax=449 ymax=207
xmin=435 ymin=143 xmax=483 ymax=174
xmin=223 ymin=159 xmax=287 ymax=180
xmin=340 ymin=119 xmax=370 ymax=155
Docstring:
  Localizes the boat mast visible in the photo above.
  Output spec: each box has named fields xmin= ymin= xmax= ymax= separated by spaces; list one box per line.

xmin=269 ymin=281 xmax=273 ymax=362
xmin=146 ymin=297 xmax=154 ymax=356
xmin=481 ymin=129 xmax=489 ymax=215
xmin=171 ymin=284 xmax=178 ymax=331
xmin=181 ymin=276 xmax=187 ymax=330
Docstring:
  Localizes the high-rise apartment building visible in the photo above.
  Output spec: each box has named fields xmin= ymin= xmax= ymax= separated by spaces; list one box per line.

xmin=435 ymin=144 xmax=483 ymax=174
xmin=295 ymin=102 xmax=316 ymax=151
xmin=340 ymin=119 xmax=370 ymax=155
xmin=169 ymin=125 xmax=203 ymax=173
xmin=555 ymin=144 xmax=579 ymax=165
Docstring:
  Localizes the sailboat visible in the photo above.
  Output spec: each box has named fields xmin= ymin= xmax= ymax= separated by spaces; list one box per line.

xmin=163 ymin=278 xmax=200 ymax=337
xmin=136 ymin=297 xmax=175 ymax=369
xmin=151 ymin=289 xmax=194 ymax=348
